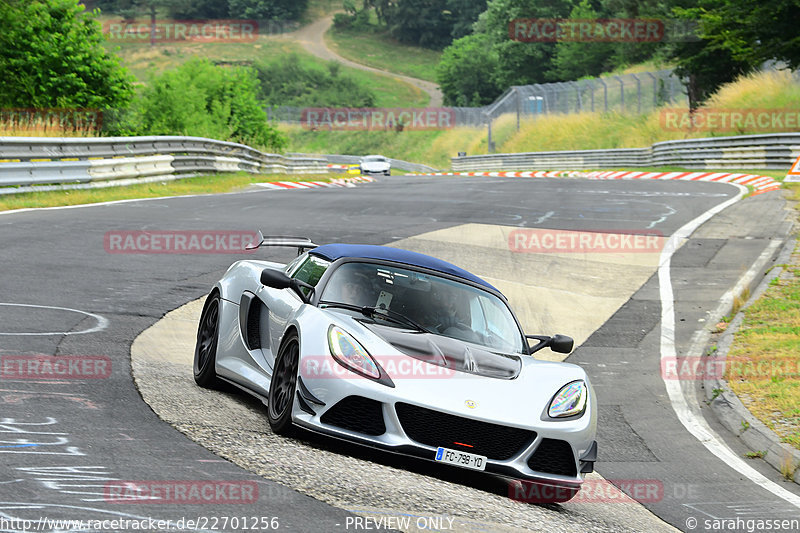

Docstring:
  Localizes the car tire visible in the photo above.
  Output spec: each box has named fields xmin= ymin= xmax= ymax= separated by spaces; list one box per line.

xmin=194 ymin=292 xmax=222 ymax=388
xmin=267 ymin=332 xmax=300 ymax=436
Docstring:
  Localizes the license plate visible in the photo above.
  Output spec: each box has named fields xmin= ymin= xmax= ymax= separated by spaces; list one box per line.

xmin=435 ymin=447 xmax=487 ymax=471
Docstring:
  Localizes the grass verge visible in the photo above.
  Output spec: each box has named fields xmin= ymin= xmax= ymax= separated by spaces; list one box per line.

xmin=100 ymin=25 xmax=427 ymax=109
xmin=326 ymin=26 xmax=442 ymax=82
xmin=0 ymin=173 xmax=327 ymax=212
xmin=726 ymin=183 xmax=800 ymax=451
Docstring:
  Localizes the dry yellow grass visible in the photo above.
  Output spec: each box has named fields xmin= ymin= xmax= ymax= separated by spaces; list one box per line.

xmin=706 ymin=70 xmax=800 ymax=109
xmin=0 ymin=115 xmax=102 ymax=137
xmin=480 ymin=69 xmax=800 ymax=156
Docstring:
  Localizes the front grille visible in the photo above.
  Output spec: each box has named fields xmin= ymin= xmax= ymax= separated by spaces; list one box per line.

xmin=527 ymin=438 xmax=577 ymax=477
xmin=320 ymin=396 xmax=386 ymax=436
xmin=395 ymin=402 xmax=536 ymax=460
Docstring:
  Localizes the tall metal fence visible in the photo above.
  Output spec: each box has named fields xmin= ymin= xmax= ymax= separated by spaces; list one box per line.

xmin=486 ymin=69 xmax=685 ymax=119
xmin=266 ymin=69 xmax=687 ymax=131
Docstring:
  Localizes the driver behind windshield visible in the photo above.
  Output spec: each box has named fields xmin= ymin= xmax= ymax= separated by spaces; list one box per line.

xmin=324 ymin=268 xmax=374 ymax=308
xmin=429 ymin=285 xmax=469 ymax=333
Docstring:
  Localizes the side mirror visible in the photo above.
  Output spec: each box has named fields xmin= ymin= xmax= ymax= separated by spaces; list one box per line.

xmin=550 ymin=334 xmax=574 ymax=354
xmin=260 ymin=269 xmax=313 ymax=304
xmin=260 ymin=268 xmax=292 ymax=289
xmin=526 ymin=334 xmax=574 ymax=355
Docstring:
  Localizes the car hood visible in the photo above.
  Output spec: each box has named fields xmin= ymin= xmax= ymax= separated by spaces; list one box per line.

xmin=300 ymin=307 xmax=593 ymax=430
xmin=360 ymin=321 xmax=522 ymax=379
xmin=360 ymin=161 xmax=390 ymax=171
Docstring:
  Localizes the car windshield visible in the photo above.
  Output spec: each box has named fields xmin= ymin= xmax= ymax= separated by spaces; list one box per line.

xmin=362 ymin=156 xmax=387 ymax=162
xmin=319 ymin=261 xmax=525 ymax=354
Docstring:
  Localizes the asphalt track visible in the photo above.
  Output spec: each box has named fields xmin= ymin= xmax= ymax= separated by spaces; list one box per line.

xmin=0 ymin=174 xmax=798 ymax=532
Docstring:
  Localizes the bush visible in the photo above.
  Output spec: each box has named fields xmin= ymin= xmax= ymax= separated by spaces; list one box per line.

xmin=255 ymin=55 xmax=376 ymax=107
xmin=228 ymin=0 xmax=308 ymax=21
xmin=111 ymin=59 xmax=286 ymax=151
xmin=332 ymin=10 xmax=373 ymax=32
xmin=333 ymin=13 xmax=353 ymax=29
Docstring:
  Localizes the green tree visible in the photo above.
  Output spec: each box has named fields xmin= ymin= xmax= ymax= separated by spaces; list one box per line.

xmin=597 ymin=0 xmax=669 ymax=67
xmin=384 ymin=0 xmax=454 ymax=48
xmin=549 ymin=0 xmax=615 ymax=80
xmin=667 ymin=1 xmax=754 ymax=109
xmin=132 ymin=59 xmax=286 ymax=150
xmin=480 ymin=0 xmax=575 ymax=89
xmin=167 ymin=0 xmax=230 ymax=19
xmin=228 ymin=0 xmax=309 ymax=21
xmin=436 ymin=33 xmax=502 ymax=105
xmin=447 ymin=0 xmax=488 ymax=40
xmin=0 ymin=0 xmax=134 ymax=109
xmin=693 ymin=0 xmax=800 ymax=70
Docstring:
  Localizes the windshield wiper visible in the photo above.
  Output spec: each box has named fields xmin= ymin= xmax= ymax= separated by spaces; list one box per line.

xmin=319 ymin=301 xmax=433 ymax=334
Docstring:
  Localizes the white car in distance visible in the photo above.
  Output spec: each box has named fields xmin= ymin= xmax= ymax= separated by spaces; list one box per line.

xmin=359 ymin=155 xmax=392 ymax=176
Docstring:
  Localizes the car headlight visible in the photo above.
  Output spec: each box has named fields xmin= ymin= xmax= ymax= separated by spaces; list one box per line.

xmin=328 ymin=326 xmax=380 ymax=379
xmin=548 ymin=381 xmax=587 ymax=418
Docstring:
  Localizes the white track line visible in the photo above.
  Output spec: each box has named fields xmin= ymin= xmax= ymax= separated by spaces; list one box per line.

xmin=0 ymin=303 xmax=109 ymax=336
xmin=658 ymin=183 xmax=800 ymax=508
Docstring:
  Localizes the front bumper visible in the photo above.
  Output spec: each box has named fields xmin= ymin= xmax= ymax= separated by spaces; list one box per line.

xmin=292 ymin=372 xmax=596 ymax=486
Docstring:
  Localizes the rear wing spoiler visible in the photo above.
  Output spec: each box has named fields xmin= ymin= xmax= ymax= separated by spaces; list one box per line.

xmin=245 ymin=231 xmax=318 ymax=255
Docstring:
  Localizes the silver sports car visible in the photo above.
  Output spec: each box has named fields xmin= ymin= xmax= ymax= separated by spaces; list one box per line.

xmin=194 ymin=235 xmax=597 ymax=500
xmin=359 ymin=155 xmax=391 ymax=175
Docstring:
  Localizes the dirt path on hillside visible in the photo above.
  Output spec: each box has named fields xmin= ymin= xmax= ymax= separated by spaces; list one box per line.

xmin=281 ymin=15 xmax=443 ymax=107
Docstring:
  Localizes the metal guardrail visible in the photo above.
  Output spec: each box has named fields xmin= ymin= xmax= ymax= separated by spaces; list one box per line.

xmin=452 ymin=133 xmax=800 ymax=171
xmin=0 ymin=136 xmax=328 ymax=189
xmin=288 ymin=153 xmax=438 ymax=174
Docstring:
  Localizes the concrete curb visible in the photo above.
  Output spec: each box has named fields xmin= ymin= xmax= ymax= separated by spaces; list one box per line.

xmin=703 ymin=222 xmax=800 ymax=485
xmin=417 ymin=170 xmax=782 ymax=195
xmin=254 ymin=176 xmax=375 ymax=189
